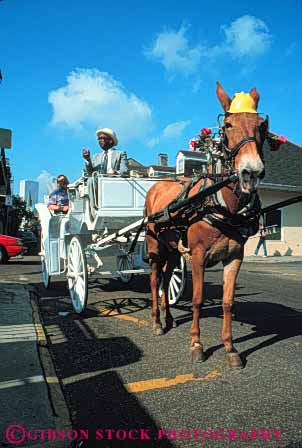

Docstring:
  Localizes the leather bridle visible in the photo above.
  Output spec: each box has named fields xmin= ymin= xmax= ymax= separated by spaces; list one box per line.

xmin=218 ymin=114 xmax=269 ymax=172
xmin=223 ymin=136 xmax=259 ymax=161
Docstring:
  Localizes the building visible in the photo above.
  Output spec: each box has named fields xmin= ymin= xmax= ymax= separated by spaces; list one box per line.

xmin=245 ymin=140 xmax=302 ymax=256
xmin=128 ymin=154 xmax=176 ymax=178
xmin=128 ymin=157 xmax=148 ymax=177
xmin=0 ymin=128 xmax=13 ymax=234
xmin=19 ymin=180 xmax=39 ymax=211
xmin=148 ymin=153 xmax=176 ymax=177
xmin=176 ymin=150 xmax=208 ymax=176
xmin=148 ymin=165 xmax=176 ymax=177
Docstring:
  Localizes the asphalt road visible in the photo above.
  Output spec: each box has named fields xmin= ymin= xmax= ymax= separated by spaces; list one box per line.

xmin=1 ymin=256 xmax=302 ymax=448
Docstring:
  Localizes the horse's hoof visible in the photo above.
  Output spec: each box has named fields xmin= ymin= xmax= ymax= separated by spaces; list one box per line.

xmin=166 ymin=318 xmax=177 ymax=331
xmin=191 ymin=345 xmax=205 ymax=363
xmin=226 ymin=352 xmax=243 ymax=369
xmin=152 ymin=326 xmax=164 ymax=336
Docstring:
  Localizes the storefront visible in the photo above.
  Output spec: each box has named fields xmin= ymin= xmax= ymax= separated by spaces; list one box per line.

xmin=245 ymin=141 xmax=302 ymax=256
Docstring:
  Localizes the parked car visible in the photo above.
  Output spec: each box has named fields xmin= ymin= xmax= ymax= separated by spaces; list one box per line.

xmin=0 ymin=234 xmax=27 ymax=263
xmin=15 ymin=230 xmax=38 ymax=254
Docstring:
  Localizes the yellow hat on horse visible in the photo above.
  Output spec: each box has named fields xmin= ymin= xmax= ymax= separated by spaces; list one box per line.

xmin=228 ymin=92 xmax=257 ymax=113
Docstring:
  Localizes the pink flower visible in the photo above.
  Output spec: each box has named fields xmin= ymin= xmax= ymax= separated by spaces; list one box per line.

xmin=189 ymin=139 xmax=197 ymax=150
xmin=268 ymin=134 xmax=287 ymax=151
xmin=201 ymin=128 xmax=211 ymax=136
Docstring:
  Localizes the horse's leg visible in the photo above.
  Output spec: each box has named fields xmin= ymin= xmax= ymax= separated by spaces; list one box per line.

xmin=222 ymin=257 xmax=243 ymax=368
xmin=150 ymin=259 xmax=164 ymax=336
xmin=190 ymin=251 xmax=205 ymax=363
xmin=161 ymin=255 xmax=177 ymax=331
xmin=146 ymin=225 xmax=164 ymax=336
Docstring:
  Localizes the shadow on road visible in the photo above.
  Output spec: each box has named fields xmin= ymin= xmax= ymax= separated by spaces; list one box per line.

xmin=35 ymin=275 xmax=301 ymax=370
xmin=174 ymin=289 xmax=301 ymax=366
xmin=8 ymin=259 xmax=41 ymax=266
xmin=89 ymin=275 xmax=151 ymax=294
xmin=68 ymin=370 xmax=175 ymax=447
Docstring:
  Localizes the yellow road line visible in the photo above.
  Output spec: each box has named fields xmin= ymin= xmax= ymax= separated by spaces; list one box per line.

xmin=45 ymin=376 xmax=59 ymax=384
xmin=94 ymin=305 xmax=148 ymax=327
xmin=125 ymin=369 xmax=222 ymax=393
xmin=34 ymin=323 xmax=47 ymax=343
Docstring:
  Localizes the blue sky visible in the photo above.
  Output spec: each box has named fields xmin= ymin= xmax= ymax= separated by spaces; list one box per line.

xmin=0 ymin=0 xmax=301 ymax=199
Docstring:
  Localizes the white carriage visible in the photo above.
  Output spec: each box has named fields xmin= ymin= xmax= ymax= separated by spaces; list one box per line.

xmin=36 ymin=174 xmax=187 ymax=314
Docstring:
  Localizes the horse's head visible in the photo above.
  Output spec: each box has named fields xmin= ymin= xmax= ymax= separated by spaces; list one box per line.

xmin=216 ymin=82 xmax=268 ymax=194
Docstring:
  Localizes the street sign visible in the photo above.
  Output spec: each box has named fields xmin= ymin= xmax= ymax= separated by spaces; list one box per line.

xmin=0 ymin=128 xmax=12 ymax=149
xmin=5 ymin=195 xmax=12 ymax=206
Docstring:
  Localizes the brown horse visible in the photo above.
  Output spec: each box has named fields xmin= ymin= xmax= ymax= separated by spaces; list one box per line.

xmin=145 ymin=82 xmax=268 ymax=368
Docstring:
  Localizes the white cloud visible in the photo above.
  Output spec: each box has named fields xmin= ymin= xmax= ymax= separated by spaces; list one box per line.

xmin=147 ymin=137 xmax=160 ymax=148
xmin=145 ymin=25 xmax=203 ymax=75
xmin=162 ymin=120 xmax=190 ymax=138
xmin=36 ymin=170 xmax=56 ymax=201
xmin=147 ymin=120 xmax=190 ymax=148
xmin=48 ymin=69 xmax=152 ymax=142
xmin=222 ymin=15 xmax=272 ymax=59
xmin=146 ymin=16 xmax=271 ymax=79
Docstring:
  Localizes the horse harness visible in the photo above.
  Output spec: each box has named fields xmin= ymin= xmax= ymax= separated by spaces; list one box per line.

xmin=146 ymin=113 xmax=268 ymax=250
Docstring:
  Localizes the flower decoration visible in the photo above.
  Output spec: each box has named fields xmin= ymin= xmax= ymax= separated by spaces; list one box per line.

xmin=267 ymin=133 xmax=287 ymax=151
xmin=201 ymin=128 xmax=212 ymax=136
xmin=189 ymin=127 xmax=214 ymax=151
xmin=189 ymin=138 xmax=198 ymax=151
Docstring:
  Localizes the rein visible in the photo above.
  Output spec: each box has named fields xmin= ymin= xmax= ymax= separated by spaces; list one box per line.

xmin=223 ymin=136 xmax=258 ymax=160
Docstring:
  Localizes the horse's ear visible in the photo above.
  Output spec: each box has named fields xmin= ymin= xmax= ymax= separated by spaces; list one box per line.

xmin=249 ymin=87 xmax=260 ymax=110
xmin=216 ymin=81 xmax=231 ymax=112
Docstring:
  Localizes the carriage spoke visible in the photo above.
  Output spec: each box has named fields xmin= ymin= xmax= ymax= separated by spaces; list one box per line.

xmin=118 ymin=255 xmax=133 ymax=284
xmin=169 ymin=280 xmax=177 ymax=303
xmin=68 ymin=237 xmax=88 ymax=314
xmin=173 ymin=274 xmax=182 ymax=283
xmin=68 ymin=255 xmax=76 ymax=271
xmin=167 ymin=257 xmax=187 ymax=305
xmin=76 ymin=277 xmax=85 ymax=296
xmin=70 ymin=242 xmax=77 ymax=260
xmin=171 ymin=276 xmax=179 ymax=293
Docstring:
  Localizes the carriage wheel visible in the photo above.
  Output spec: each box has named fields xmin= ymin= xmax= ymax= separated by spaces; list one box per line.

xmin=117 ymin=255 xmax=134 ymax=284
xmin=41 ymin=240 xmax=51 ymax=289
xmin=67 ymin=236 xmax=88 ymax=314
xmin=159 ymin=255 xmax=187 ymax=305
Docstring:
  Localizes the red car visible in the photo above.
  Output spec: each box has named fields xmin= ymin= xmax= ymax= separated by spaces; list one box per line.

xmin=0 ymin=234 xmax=27 ymax=263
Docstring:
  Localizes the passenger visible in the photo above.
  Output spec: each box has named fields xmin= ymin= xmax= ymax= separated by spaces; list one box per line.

xmin=47 ymin=174 xmax=70 ymax=214
xmin=82 ymin=127 xmax=129 ymax=176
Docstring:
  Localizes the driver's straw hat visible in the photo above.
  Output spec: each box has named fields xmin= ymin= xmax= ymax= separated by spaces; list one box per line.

xmin=227 ymin=92 xmax=257 ymax=113
xmin=96 ymin=128 xmax=118 ymax=146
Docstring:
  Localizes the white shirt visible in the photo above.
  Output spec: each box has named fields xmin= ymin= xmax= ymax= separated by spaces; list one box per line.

xmin=103 ymin=149 xmax=113 ymax=173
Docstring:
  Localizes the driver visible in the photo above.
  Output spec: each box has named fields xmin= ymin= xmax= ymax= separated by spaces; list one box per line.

xmin=82 ymin=128 xmax=129 ymax=176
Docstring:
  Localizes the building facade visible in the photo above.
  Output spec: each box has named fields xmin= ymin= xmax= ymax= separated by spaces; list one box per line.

xmin=245 ymin=141 xmax=302 ymax=256
xmin=19 ymin=180 xmax=39 ymax=211
xmin=0 ymin=128 xmax=13 ymax=234
xmin=0 ymin=150 xmax=12 ymax=233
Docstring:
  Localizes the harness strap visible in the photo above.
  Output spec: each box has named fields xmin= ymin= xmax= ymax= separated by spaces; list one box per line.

xmin=127 ymin=217 xmax=147 ymax=255
xmin=224 ymin=136 xmax=258 ymax=159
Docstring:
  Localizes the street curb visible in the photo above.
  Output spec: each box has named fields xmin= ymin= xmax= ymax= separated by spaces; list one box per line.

xmin=243 ymin=258 xmax=302 ymax=263
xmin=29 ymin=288 xmax=73 ymax=448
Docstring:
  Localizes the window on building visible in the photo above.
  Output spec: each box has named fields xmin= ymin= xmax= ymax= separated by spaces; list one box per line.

xmin=265 ymin=209 xmax=282 ymax=240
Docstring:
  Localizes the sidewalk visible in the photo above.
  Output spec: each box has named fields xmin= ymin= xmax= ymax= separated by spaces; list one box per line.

xmin=0 ymin=281 xmax=71 ymax=447
xmin=244 ymin=255 xmax=302 ymax=263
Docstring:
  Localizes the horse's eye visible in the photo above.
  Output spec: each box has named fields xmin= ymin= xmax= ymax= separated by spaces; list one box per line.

xmin=225 ymin=122 xmax=233 ymax=129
